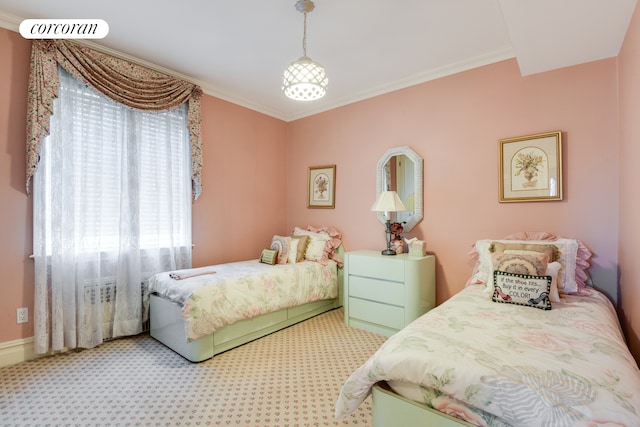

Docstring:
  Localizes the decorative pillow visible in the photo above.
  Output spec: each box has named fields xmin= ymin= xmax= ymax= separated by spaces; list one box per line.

xmin=466 ymin=239 xmax=498 ymax=287
xmin=311 ymin=226 xmax=344 ymax=267
xmin=502 ymin=231 xmax=592 ymax=294
xmin=492 ymin=270 xmax=552 ymax=310
xmin=287 ymin=239 xmax=299 ymax=264
xmin=492 ymin=251 xmax=549 ymax=276
xmin=490 ymin=242 xmax=558 ymax=262
xmin=469 ymin=237 xmax=582 ymax=294
xmin=546 ymin=261 xmax=562 ymax=303
xmin=293 ymin=227 xmax=330 ymax=261
xmin=287 ymin=235 xmax=309 ymax=263
xmin=305 ymin=239 xmax=328 ymax=261
xmin=270 ymin=235 xmax=291 ymax=265
xmin=484 ymin=251 xmax=548 ymax=298
xmin=259 ymin=249 xmax=278 ymax=265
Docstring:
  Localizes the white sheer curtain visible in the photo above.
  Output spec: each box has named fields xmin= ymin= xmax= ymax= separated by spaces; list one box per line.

xmin=33 ymin=67 xmax=192 ymax=354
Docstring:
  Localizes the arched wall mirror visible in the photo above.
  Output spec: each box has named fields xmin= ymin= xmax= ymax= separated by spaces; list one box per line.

xmin=376 ymin=146 xmax=423 ymax=232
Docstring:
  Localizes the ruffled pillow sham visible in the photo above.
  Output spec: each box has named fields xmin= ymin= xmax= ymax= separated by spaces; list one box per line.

xmin=467 ymin=231 xmax=592 ymax=296
xmin=293 ymin=226 xmax=344 ymax=267
xmin=293 ymin=227 xmax=331 ymax=261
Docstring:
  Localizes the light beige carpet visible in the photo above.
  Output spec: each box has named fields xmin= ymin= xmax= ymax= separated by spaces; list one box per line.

xmin=0 ymin=308 xmax=387 ymax=426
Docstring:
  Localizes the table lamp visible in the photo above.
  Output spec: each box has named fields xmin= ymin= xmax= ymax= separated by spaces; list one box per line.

xmin=371 ymin=191 xmax=406 ymax=255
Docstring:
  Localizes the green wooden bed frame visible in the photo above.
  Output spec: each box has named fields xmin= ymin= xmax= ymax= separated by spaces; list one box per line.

xmin=149 ymin=246 xmax=344 ymax=362
xmin=372 ymin=382 xmax=474 ymax=427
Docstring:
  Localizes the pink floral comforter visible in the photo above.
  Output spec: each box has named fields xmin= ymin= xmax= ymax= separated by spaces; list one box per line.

xmin=335 ymin=285 xmax=640 ymax=426
xmin=148 ymin=259 xmax=338 ymax=342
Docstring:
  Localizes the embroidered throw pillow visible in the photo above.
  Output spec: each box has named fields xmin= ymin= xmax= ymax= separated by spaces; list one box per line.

xmin=492 ymin=270 xmax=552 ymax=310
xmin=468 ymin=235 xmax=587 ymax=295
xmin=492 ymin=251 xmax=549 ymax=276
xmin=490 ymin=242 xmax=558 ymax=262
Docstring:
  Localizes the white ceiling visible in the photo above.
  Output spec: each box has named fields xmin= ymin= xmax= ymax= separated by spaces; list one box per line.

xmin=0 ymin=0 xmax=636 ymax=122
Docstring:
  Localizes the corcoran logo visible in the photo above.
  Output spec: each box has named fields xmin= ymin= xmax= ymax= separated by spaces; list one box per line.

xmin=19 ymin=19 xmax=109 ymax=39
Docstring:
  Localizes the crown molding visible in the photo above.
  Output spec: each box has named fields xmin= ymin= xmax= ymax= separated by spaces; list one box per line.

xmin=0 ymin=9 xmax=514 ymax=122
xmin=282 ymin=46 xmax=516 ymax=121
xmin=0 ymin=9 xmax=20 ymax=31
xmin=0 ymin=9 xmax=288 ymax=120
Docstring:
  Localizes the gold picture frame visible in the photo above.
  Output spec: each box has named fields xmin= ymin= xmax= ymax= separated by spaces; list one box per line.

xmin=308 ymin=165 xmax=336 ymax=208
xmin=499 ymin=131 xmax=563 ymax=203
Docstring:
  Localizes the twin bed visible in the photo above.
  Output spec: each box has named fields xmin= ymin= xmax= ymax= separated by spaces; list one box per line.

xmin=336 ymin=232 xmax=640 ymax=426
xmin=145 ymin=226 xmax=344 ymax=362
xmin=144 ymin=228 xmax=640 ymax=426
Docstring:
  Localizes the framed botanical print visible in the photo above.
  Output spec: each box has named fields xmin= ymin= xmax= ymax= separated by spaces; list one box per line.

xmin=499 ymin=131 xmax=563 ymax=203
xmin=308 ymin=165 xmax=336 ymax=208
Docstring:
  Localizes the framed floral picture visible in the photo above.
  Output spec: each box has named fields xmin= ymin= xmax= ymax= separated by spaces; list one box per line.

xmin=499 ymin=131 xmax=563 ymax=203
xmin=308 ymin=165 xmax=336 ymax=208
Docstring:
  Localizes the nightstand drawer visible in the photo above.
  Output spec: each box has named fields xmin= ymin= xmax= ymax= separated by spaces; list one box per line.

xmin=349 ymin=298 xmax=405 ymax=330
xmin=348 ymin=276 xmax=404 ymax=306
xmin=344 ymin=251 xmax=435 ymax=337
xmin=348 ymin=254 xmax=404 ymax=282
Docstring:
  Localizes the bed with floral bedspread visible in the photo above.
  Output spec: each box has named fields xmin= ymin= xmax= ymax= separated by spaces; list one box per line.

xmin=335 ymin=283 xmax=640 ymax=426
xmin=145 ymin=226 xmax=344 ymax=362
xmin=147 ymin=258 xmax=338 ymax=342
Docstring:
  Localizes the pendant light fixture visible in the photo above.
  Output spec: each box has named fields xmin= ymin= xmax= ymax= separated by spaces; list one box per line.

xmin=282 ymin=0 xmax=328 ymax=101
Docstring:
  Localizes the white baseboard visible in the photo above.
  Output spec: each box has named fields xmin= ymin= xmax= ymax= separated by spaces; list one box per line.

xmin=0 ymin=336 xmax=41 ymax=367
xmin=0 ymin=337 xmax=77 ymax=368
xmin=0 ymin=332 xmax=144 ymax=367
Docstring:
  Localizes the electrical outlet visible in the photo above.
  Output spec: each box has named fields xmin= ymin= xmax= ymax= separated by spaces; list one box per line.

xmin=17 ymin=307 xmax=28 ymax=324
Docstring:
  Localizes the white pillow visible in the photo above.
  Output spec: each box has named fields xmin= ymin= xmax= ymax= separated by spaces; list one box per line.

xmin=305 ymin=240 xmax=327 ymax=261
xmin=293 ymin=227 xmax=330 ymax=261
xmin=472 ymin=238 xmax=579 ymax=294
xmin=546 ymin=261 xmax=562 ymax=302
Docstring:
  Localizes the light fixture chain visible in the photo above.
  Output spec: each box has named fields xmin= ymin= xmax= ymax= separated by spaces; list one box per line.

xmin=302 ymin=12 xmax=307 ymax=57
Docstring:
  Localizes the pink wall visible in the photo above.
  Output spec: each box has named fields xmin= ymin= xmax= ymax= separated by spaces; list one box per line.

xmin=618 ymin=3 xmax=640 ymax=362
xmin=287 ymin=58 xmax=620 ymax=307
xmin=0 ymin=29 xmax=33 ymax=343
xmin=1 ymin=22 xmax=638 ymax=365
xmin=191 ymin=96 xmax=287 ymax=268
xmin=0 ymin=28 xmax=288 ymax=343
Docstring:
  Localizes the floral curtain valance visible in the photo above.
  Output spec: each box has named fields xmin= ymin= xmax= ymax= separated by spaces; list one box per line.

xmin=26 ymin=39 xmax=203 ymax=200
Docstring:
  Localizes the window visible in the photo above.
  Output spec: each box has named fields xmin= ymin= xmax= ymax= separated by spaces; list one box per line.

xmin=33 ymin=67 xmax=193 ymax=349
xmin=37 ymin=67 xmax=192 ymax=255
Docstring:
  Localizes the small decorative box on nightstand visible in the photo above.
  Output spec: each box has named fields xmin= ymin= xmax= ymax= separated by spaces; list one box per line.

xmin=407 ymin=239 xmax=427 ymax=257
xmin=344 ymin=250 xmax=436 ymax=337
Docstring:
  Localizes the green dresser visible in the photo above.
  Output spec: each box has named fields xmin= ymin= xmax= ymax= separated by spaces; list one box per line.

xmin=344 ymin=250 xmax=435 ymax=337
